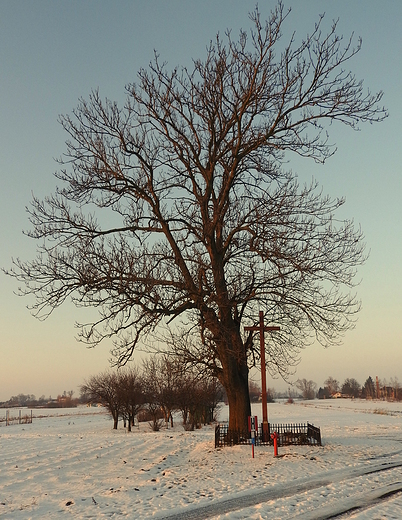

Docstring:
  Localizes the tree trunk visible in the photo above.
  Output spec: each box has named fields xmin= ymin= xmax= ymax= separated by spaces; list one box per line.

xmin=210 ymin=314 xmax=251 ymax=432
xmin=220 ymin=351 xmax=251 ymax=432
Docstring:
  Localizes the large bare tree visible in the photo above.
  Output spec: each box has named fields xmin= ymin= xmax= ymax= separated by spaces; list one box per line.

xmin=6 ymin=4 xmax=386 ymax=431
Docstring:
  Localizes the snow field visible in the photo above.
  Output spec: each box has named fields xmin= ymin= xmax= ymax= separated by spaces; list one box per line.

xmin=1 ymin=400 xmax=402 ymax=519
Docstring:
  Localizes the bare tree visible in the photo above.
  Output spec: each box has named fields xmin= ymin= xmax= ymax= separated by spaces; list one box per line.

xmin=267 ymin=388 xmax=276 ymax=404
xmin=6 ymin=4 xmax=386 ymax=432
xmin=142 ymin=355 xmax=177 ymax=427
xmin=389 ymin=377 xmax=400 ymax=401
xmin=171 ymin=364 xmax=196 ymax=429
xmin=57 ymin=390 xmax=77 ymax=408
xmin=81 ymin=371 xmax=123 ymax=429
xmin=324 ymin=376 xmax=340 ymax=396
xmin=249 ymin=380 xmax=261 ymax=403
xmin=193 ymin=375 xmax=224 ymax=426
xmin=295 ymin=378 xmax=317 ymax=400
xmin=118 ymin=367 xmax=144 ymax=431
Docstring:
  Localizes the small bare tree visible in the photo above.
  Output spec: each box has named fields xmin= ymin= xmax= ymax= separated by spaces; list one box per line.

xmin=141 ymin=359 xmax=167 ymax=431
xmin=118 ymin=367 xmax=144 ymax=431
xmin=249 ymin=380 xmax=261 ymax=403
xmin=295 ymin=378 xmax=317 ymax=400
xmin=324 ymin=376 xmax=340 ymax=396
xmin=194 ymin=376 xmax=224 ymax=425
xmin=171 ymin=364 xmax=195 ymax=429
xmin=389 ymin=377 xmax=400 ymax=401
xmin=142 ymin=355 xmax=177 ymax=427
xmin=80 ymin=372 xmax=122 ymax=429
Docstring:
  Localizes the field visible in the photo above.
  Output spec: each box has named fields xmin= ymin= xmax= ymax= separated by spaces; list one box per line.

xmin=1 ymin=399 xmax=402 ymax=519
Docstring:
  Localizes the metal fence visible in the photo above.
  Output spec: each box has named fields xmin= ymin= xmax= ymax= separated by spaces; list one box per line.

xmin=215 ymin=422 xmax=321 ymax=448
xmin=0 ymin=409 xmax=33 ymax=427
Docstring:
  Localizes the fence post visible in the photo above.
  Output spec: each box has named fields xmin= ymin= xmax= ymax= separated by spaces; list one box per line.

xmin=215 ymin=424 xmax=220 ymax=448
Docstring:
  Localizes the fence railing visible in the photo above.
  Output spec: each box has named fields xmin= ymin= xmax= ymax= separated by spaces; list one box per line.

xmin=0 ymin=410 xmax=33 ymax=427
xmin=215 ymin=422 xmax=321 ymax=448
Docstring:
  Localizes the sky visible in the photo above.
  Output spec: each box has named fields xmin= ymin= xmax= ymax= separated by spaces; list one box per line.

xmin=1 ymin=0 xmax=401 ymax=401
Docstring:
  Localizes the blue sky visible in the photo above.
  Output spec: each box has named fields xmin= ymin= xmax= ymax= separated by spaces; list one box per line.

xmin=1 ymin=1 xmax=401 ymax=400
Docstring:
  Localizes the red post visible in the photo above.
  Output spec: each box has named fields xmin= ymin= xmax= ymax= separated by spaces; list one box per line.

xmin=259 ymin=311 xmax=269 ymax=441
xmin=271 ymin=431 xmax=279 ymax=457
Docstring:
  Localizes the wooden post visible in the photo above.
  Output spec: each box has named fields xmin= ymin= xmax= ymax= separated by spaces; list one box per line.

xmin=245 ymin=311 xmax=280 ymax=442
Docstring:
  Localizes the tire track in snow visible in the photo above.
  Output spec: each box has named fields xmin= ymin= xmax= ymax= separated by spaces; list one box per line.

xmin=156 ymin=458 xmax=402 ymax=520
xmin=290 ymin=482 xmax=402 ymax=519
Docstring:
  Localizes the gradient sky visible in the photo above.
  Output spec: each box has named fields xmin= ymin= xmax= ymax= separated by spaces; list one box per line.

xmin=1 ymin=1 xmax=401 ymax=401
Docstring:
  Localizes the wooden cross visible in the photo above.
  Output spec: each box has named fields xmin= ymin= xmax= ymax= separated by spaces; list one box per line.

xmin=245 ymin=311 xmax=280 ymax=441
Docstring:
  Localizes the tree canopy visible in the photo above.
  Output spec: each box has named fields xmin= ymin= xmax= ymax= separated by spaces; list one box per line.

xmin=6 ymin=3 xmax=387 ymax=430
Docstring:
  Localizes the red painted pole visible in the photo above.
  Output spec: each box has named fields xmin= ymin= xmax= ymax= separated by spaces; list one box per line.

xmin=245 ymin=314 xmax=279 ymax=444
xmin=259 ymin=311 xmax=269 ymax=442
xmin=271 ymin=432 xmax=278 ymax=457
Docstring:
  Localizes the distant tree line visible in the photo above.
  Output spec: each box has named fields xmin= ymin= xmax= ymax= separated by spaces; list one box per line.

xmin=80 ymin=355 xmax=225 ymax=431
xmin=295 ymin=376 xmax=402 ymax=401
xmin=0 ymin=391 xmax=79 ymax=409
xmin=3 ymin=372 xmax=399 ymax=414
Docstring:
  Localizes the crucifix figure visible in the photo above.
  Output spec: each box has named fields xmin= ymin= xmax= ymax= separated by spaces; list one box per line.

xmin=245 ymin=311 xmax=280 ymax=442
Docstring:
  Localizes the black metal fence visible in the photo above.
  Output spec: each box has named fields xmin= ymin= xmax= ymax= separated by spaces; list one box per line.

xmin=215 ymin=422 xmax=321 ymax=448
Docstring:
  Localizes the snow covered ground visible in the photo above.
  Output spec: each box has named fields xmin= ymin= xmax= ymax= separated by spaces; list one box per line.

xmin=1 ymin=399 xmax=402 ymax=519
